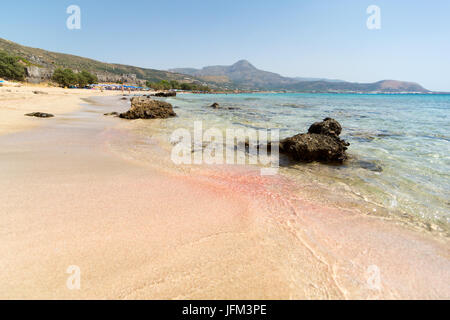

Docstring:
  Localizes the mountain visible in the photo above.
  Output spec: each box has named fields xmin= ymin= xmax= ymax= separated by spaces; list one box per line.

xmin=171 ymin=60 xmax=430 ymax=93
xmin=170 ymin=60 xmax=299 ymax=89
xmin=0 ymin=38 xmax=204 ymax=85
xmin=0 ymin=38 xmax=431 ymax=93
xmin=285 ymin=79 xmax=429 ymax=93
xmin=293 ymin=77 xmax=344 ymax=83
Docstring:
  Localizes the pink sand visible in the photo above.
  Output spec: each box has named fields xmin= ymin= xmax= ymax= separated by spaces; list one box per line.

xmin=0 ymin=93 xmax=448 ymax=299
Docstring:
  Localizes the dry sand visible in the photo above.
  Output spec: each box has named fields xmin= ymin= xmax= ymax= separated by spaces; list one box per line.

xmin=0 ymin=84 xmax=122 ymax=135
xmin=0 ymin=85 xmax=448 ymax=299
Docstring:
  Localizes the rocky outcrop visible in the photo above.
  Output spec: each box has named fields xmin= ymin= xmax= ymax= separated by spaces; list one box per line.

xmin=96 ymin=73 xmax=146 ymax=86
xmin=25 ymin=112 xmax=54 ymax=118
xmin=151 ymin=91 xmax=176 ymax=97
xmin=25 ymin=66 xmax=53 ymax=84
xmin=210 ymin=102 xmax=220 ymax=108
xmin=308 ymin=117 xmax=342 ymax=136
xmin=119 ymin=96 xmax=176 ymax=119
xmin=25 ymin=65 xmax=146 ymax=86
xmin=280 ymin=118 xmax=349 ymax=163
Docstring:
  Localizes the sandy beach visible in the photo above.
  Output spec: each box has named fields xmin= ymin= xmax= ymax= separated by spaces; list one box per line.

xmin=0 ymin=85 xmax=122 ymax=135
xmin=0 ymin=85 xmax=449 ymax=300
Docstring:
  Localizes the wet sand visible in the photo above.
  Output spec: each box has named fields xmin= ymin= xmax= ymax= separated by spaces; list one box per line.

xmin=0 ymin=89 xmax=448 ymax=299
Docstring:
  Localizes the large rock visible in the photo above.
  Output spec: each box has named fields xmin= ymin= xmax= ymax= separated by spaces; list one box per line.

xmin=151 ymin=91 xmax=176 ymax=97
xmin=119 ymin=96 xmax=176 ymax=119
xmin=308 ymin=117 xmax=342 ymax=137
xmin=280 ymin=118 xmax=349 ymax=163
xmin=25 ymin=66 xmax=53 ymax=83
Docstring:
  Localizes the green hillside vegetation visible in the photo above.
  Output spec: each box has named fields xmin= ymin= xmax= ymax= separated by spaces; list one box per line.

xmin=52 ymin=68 xmax=98 ymax=88
xmin=0 ymin=38 xmax=205 ymax=84
xmin=146 ymin=80 xmax=211 ymax=92
xmin=0 ymin=50 xmax=26 ymax=81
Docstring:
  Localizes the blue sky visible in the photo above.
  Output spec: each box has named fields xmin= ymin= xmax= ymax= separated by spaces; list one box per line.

xmin=1 ymin=0 xmax=449 ymax=91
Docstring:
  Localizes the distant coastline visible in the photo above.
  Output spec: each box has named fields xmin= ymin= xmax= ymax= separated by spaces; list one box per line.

xmin=1 ymin=38 xmax=446 ymax=95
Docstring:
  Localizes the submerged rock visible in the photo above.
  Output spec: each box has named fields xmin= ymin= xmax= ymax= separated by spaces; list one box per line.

xmin=356 ymin=160 xmax=383 ymax=172
xmin=25 ymin=112 xmax=54 ymax=118
xmin=119 ymin=96 xmax=176 ymax=119
xmin=104 ymin=112 xmax=119 ymax=116
xmin=32 ymin=90 xmax=48 ymax=95
xmin=208 ymin=102 xmax=238 ymax=110
xmin=280 ymin=118 xmax=349 ymax=163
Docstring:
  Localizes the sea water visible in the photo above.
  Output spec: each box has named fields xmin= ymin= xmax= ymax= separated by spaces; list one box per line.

xmin=114 ymin=93 xmax=450 ymax=231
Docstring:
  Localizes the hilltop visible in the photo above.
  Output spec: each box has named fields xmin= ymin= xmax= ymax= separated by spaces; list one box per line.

xmin=171 ymin=60 xmax=298 ymax=89
xmin=285 ymin=79 xmax=429 ymax=93
xmin=0 ymin=38 xmax=431 ymax=93
xmin=0 ymin=38 xmax=205 ymax=86
xmin=171 ymin=60 xmax=431 ymax=93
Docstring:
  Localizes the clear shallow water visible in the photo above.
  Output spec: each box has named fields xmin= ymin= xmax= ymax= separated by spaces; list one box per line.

xmin=118 ymin=93 xmax=450 ymax=230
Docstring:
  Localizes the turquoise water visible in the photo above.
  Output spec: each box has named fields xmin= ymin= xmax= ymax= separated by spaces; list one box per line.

xmin=112 ymin=92 xmax=449 ymax=231
xmin=157 ymin=93 xmax=449 ymax=227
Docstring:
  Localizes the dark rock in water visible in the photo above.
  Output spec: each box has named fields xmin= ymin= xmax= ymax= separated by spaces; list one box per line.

xmin=208 ymin=102 xmax=238 ymax=110
xmin=25 ymin=112 xmax=54 ymax=118
xmin=356 ymin=160 xmax=383 ymax=172
xmin=152 ymin=91 xmax=176 ymax=97
xmin=32 ymin=90 xmax=48 ymax=95
xmin=308 ymin=117 xmax=342 ymax=137
xmin=281 ymin=133 xmax=349 ymax=163
xmin=280 ymin=118 xmax=349 ymax=163
xmin=119 ymin=96 xmax=176 ymax=119
xmin=120 ymin=97 xmax=128 ymax=100
xmin=104 ymin=112 xmax=119 ymax=116
xmin=349 ymin=133 xmax=375 ymax=143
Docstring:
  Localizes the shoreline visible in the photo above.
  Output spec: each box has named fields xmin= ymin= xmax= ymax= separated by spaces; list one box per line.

xmin=0 ymin=86 xmax=449 ymax=299
xmin=0 ymin=85 xmax=125 ymax=136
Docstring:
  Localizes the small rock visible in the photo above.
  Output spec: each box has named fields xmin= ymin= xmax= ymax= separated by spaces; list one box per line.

xmin=25 ymin=112 xmax=54 ymax=118
xmin=104 ymin=112 xmax=119 ymax=116
xmin=33 ymin=91 xmax=48 ymax=95
xmin=208 ymin=102 xmax=237 ymax=110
